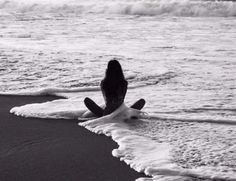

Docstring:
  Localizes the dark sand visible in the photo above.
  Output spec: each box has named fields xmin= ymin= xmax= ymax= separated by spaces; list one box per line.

xmin=0 ymin=95 xmax=145 ymax=181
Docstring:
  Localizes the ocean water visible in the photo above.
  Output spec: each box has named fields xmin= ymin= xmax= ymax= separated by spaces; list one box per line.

xmin=1 ymin=0 xmax=236 ymax=180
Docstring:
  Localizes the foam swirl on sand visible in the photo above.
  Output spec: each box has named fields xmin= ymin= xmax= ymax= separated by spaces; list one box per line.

xmin=79 ymin=104 xmax=236 ymax=181
xmin=78 ymin=104 xmax=177 ymax=180
xmin=10 ymin=97 xmax=236 ymax=180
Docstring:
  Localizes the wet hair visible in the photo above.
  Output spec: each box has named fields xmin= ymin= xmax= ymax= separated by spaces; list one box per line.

xmin=101 ymin=59 xmax=127 ymax=96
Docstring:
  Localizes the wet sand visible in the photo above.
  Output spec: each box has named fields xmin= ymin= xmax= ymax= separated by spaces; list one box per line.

xmin=0 ymin=95 xmax=145 ymax=181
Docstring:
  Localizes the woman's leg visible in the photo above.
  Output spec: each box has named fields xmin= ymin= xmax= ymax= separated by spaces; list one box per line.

xmin=84 ymin=97 xmax=103 ymax=117
xmin=130 ymin=98 xmax=146 ymax=110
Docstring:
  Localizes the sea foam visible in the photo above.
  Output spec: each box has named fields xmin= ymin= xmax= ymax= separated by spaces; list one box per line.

xmin=78 ymin=103 xmax=236 ymax=181
xmin=10 ymin=97 xmax=87 ymax=119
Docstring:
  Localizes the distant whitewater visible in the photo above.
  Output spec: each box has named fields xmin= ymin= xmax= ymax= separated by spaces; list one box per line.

xmin=1 ymin=0 xmax=236 ymax=180
xmin=0 ymin=0 xmax=236 ymax=17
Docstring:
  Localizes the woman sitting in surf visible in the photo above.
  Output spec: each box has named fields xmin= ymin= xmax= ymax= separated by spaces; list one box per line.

xmin=84 ymin=59 xmax=145 ymax=117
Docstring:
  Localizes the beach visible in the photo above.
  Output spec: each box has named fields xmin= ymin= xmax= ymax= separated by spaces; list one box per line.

xmin=0 ymin=95 xmax=145 ymax=181
xmin=1 ymin=0 xmax=236 ymax=180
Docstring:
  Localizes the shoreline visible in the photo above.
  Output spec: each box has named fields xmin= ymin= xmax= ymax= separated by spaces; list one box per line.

xmin=0 ymin=95 xmax=146 ymax=181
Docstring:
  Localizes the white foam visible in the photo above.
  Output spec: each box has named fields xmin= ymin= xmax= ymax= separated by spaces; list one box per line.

xmin=78 ymin=104 xmax=178 ymax=177
xmin=10 ymin=97 xmax=87 ymax=119
xmin=148 ymin=114 xmax=236 ymax=125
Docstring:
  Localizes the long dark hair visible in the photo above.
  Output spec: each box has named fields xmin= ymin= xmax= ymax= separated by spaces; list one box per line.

xmin=101 ymin=59 xmax=127 ymax=95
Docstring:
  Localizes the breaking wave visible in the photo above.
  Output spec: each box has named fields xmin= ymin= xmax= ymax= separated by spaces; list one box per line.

xmin=0 ymin=0 xmax=236 ymax=17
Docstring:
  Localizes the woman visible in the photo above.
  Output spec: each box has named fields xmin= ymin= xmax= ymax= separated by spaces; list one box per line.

xmin=84 ymin=59 xmax=145 ymax=117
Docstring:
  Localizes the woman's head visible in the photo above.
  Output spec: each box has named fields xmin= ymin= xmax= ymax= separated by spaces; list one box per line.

xmin=105 ymin=59 xmax=125 ymax=81
xmin=101 ymin=59 xmax=127 ymax=100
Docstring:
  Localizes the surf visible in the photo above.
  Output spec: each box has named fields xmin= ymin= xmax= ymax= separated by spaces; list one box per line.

xmin=0 ymin=0 xmax=236 ymax=17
